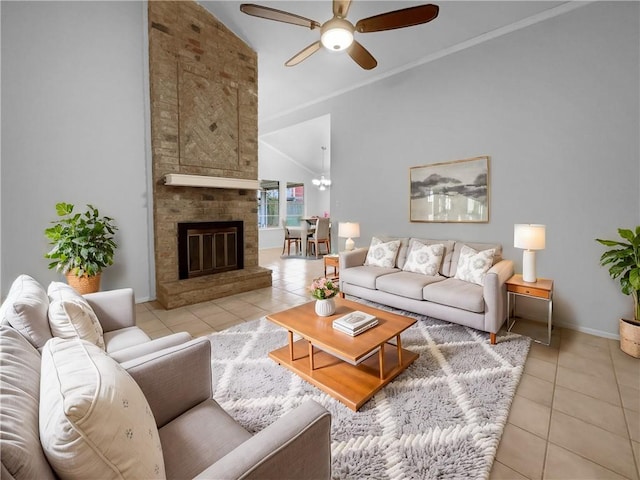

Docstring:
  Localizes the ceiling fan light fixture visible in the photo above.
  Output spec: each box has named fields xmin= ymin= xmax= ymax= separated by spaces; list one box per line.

xmin=320 ymin=17 xmax=354 ymax=51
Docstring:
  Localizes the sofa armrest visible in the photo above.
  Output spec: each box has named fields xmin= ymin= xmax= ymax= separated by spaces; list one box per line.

xmin=122 ymin=337 xmax=213 ymax=428
xmin=108 ymin=331 xmax=192 ymax=363
xmin=488 ymin=259 xmax=514 ymax=285
xmin=483 ymin=259 xmax=514 ymax=334
xmin=83 ymin=288 xmax=135 ymax=332
xmin=194 ymin=400 xmax=331 ymax=480
xmin=339 ymin=248 xmax=368 ymax=269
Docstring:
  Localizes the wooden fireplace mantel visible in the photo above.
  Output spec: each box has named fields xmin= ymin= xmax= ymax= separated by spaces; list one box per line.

xmin=164 ymin=174 xmax=259 ymax=190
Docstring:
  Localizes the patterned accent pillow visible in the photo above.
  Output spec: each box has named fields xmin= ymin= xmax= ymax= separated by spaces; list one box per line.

xmin=364 ymin=237 xmax=401 ymax=268
xmin=402 ymin=241 xmax=444 ymax=276
xmin=454 ymin=245 xmax=496 ymax=286
xmin=40 ymin=338 xmax=166 ymax=480
xmin=47 ymin=282 xmax=105 ymax=349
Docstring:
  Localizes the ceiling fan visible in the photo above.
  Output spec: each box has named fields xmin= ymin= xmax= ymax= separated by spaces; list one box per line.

xmin=239 ymin=1 xmax=439 ymax=70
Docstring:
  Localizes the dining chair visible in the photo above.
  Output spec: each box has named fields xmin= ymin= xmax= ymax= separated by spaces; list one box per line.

xmin=281 ymin=219 xmax=302 ymax=255
xmin=307 ymin=217 xmax=331 ymax=258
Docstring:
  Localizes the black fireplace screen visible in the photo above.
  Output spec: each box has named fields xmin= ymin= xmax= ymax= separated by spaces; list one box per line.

xmin=178 ymin=221 xmax=244 ymax=279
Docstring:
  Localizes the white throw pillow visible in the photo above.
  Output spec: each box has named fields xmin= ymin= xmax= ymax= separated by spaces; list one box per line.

xmin=47 ymin=282 xmax=105 ymax=349
xmin=0 ymin=274 xmax=52 ymax=350
xmin=403 ymin=241 xmax=444 ymax=276
xmin=454 ymin=245 xmax=496 ymax=286
xmin=40 ymin=338 xmax=166 ymax=480
xmin=364 ymin=237 xmax=401 ymax=268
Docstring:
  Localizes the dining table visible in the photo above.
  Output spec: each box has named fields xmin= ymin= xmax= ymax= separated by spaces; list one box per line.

xmin=287 ymin=218 xmax=318 ymax=256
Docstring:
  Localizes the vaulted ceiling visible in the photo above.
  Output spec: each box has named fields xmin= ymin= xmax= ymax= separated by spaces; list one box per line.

xmin=200 ymin=1 xmax=571 ymax=173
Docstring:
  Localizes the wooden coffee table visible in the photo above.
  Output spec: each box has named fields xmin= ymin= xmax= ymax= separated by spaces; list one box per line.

xmin=266 ymin=297 xmax=418 ymax=411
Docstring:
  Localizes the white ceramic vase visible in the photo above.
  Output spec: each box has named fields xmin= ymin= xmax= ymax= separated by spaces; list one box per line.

xmin=315 ymin=298 xmax=336 ymax=317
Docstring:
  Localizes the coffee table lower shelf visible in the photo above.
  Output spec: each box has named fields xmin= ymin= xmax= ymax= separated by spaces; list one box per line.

xmin=269 ymin=338 xmax=419 ymax=411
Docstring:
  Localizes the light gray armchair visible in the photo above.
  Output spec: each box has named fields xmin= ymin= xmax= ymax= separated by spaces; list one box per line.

xmin=122 ymin=337 xmax=332 ymax=480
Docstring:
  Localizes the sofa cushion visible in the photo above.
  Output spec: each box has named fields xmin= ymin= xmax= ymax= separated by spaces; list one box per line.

xmin=454 ymin=245 xmax=495 ymax=286
xmin=160 ymin=399 xmax=251 ymax=479
xmin=449 ymin=241 xmax=502 ymax=278
xmin=364 ymin=237 xmax=401 ymax=268
xmin=402 ymin=240 xmax=445 ymax=276
xmin=376 ymin=272 xmax=446 ymax=301
xmin=0 ymin=326 xmax=55 ymax=480
xmin=423 ymin=278 xmax=485 ymax=313
xmin=341 ymin=265 xmax=399 ymax=290
xmin=40 ymin=338 xmax=166 ymax=480
xmin=0 ymin=274 xmax=52 ymax=350
xmin=47 ymin=282 xmax=105 ymax=349
xmin=103 ymin=326 xmax=152 ymax=354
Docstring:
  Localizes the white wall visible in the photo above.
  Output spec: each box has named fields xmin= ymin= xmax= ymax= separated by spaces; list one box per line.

xmin=261 ymin=3 xmax=640 ymax=338
xmin=1 ymin=1 xmax=154 ymax=300
xmin=2 ymin=2 xmax=638 ymax=339
xmin=258 ymin=139 xmax=331 ymax=250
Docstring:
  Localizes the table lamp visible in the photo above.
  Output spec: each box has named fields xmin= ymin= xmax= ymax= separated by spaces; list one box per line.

xmin=514 ymin=224 xmax=546 ymax=283
xmin=338 ymin=222 xmax=360 ymax=251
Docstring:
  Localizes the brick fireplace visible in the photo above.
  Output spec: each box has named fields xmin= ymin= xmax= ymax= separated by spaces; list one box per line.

xmin=148 ymin=1 xmax=271 ymax=309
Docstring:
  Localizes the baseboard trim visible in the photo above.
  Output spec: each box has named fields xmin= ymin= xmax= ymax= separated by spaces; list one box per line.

xmin=554 ymin=320 xmax=619 ymax=341
xmin=509 ymin=315 xmax=619 ymax=341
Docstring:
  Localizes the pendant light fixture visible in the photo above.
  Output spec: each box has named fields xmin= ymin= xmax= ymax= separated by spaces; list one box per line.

xmin=312 ymin=146 xmax=332 ymax=191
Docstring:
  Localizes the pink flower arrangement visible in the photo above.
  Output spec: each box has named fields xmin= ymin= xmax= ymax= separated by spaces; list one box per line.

xmin=309 ymin=277 xmax=339 ymax=300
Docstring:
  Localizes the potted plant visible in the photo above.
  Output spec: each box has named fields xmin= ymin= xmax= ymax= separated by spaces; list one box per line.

xmin=45 ymin=202 xmax=118 ymax=294
xmin=309 ymin=277 xmax=339 ymax=317
xmin=596 ymin=226 xmax=640 ymax=358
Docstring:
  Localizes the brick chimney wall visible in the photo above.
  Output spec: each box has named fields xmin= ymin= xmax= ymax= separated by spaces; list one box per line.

xmin=148 ymin=0 xmax=271 ymax=308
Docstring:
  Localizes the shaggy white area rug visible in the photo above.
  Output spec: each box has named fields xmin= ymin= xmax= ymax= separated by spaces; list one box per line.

xmin=209 ymin=305 xmax=530 ymax=479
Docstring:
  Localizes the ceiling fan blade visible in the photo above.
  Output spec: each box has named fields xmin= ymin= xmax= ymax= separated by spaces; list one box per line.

xmin=347 ymin=41 xmax=377 ymax=70
xmin=240 ymin=4 xmax=321 ymax=30
xmin=285 ymin=41 xmax=321 ymax=67
xmin=333 ymin=0 xmax=352 ymax=18
xmin=355 ymin=4 xmax=439 ymax=33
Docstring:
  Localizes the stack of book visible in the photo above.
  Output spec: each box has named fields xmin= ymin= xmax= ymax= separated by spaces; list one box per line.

xmin=333 ymin=311 xmax=378 ymax=336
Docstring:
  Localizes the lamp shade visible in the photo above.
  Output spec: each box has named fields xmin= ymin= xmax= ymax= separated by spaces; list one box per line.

xmin=514 ymin=224 xmax=546 ymax=250
xmin=338 ymin=222 xmax=360 ymax=238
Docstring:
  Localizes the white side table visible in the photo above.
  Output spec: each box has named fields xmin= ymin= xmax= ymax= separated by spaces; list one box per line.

xmin=506 ymin=274 xmax=554 ymax=346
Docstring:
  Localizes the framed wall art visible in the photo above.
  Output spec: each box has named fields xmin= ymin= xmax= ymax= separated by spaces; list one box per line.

xmin=410 ymin=156 xmax=490 ymax=223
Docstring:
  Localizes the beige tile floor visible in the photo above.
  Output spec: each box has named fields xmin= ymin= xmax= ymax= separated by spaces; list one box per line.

xmin=138 ymin=248 xmax=640 ymax=480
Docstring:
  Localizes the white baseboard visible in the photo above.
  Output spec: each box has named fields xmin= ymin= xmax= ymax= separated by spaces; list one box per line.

xmin=514 ymin=314 xmax=619 ymax=341
xmin=553 ymin=320 xmax=619 ymax=341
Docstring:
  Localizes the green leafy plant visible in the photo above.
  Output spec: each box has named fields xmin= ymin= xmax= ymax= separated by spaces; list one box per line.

xmin=45 ymin=202 xmax=118 ymax=277
xmin=596 ymin=227 xmax=640 ymax=324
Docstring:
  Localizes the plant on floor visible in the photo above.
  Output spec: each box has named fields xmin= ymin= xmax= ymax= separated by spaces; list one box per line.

xmin=45 ymin=202 xmax=118 ymax=291
xmin=309 ymin=277 xmax=339 ymax=300
xmin=596 ymin=226 xmax=640 ymax=324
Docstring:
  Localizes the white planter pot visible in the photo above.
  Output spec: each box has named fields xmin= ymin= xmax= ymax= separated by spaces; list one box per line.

xmin=315 ymin=298 xmax=336 ymax=317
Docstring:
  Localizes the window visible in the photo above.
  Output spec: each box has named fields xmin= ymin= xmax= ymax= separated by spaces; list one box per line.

xmin=286 ymin=182 xmax=304 ymax=226
xmin=257 ymin=180 xmax=279 ymax=228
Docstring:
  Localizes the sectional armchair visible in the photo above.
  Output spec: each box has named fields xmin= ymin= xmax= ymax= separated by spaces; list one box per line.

xmin=0 ymin=274 xmax=333 ymax=479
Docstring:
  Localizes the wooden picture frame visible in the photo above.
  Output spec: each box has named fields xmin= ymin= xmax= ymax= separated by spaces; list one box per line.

xmin=410 ymin=156 xmax=490 ymax=223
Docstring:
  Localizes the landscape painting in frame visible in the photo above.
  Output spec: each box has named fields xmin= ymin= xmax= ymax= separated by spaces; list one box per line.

xmin=410 ymin=156 xmax=490 ymax=223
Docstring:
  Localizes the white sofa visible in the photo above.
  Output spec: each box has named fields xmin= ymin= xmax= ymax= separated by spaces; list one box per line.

xmin=0 ymin=274 xmax=192 ymax=362
xmin=339 ymin=237 xmax=514 ymax=344
xmin=0 ymin=274 xmax=333 ymax=480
